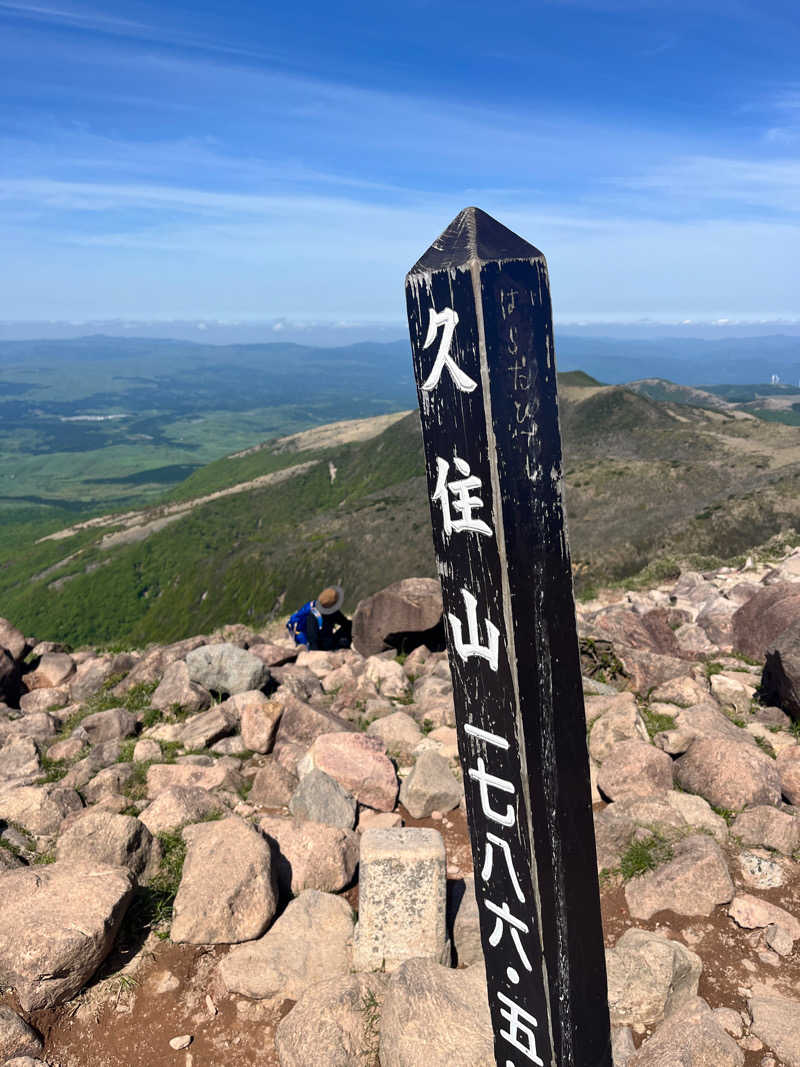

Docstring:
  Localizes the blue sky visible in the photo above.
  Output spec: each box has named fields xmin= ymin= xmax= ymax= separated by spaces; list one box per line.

xmin=0 ymin=0 xmax=798 ymax=329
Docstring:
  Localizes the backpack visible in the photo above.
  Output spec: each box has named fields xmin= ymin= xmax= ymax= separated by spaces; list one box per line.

xmin=286 ymin=600 xmax=323 ymax=645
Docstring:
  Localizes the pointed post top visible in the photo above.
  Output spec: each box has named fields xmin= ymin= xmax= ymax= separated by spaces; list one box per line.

xmin=406 ymin=206 xmax=544 ymax=279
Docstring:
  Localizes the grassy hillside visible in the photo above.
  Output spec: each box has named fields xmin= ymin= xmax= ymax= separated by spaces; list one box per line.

xmin=4 ymin=376 xmax=800 ymax=648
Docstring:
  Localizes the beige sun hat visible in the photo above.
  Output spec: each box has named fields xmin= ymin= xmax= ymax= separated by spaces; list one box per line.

xmin=317 ymin=585 xmax=344 ymax=615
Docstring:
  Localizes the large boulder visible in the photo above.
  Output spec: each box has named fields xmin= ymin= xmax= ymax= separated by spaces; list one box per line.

xmin=112 ymin=637 xmax=207 ymax=695
xmin=249 ymin=760 xmax=298 ymax=808
xmin=18 ymin=686 xmax=70 ymax=715
xmin=748 ymin=993 xmax=800 ymax=1066
xmin=778 ymin=746 xmax=800 ymax=804
xmin=675 ymin=737 xmax=782 ymax=810
xmin=218 ymin=889 xmax=354 ymax=1000
xmin=367 ymin=711 xmax=424 ymax=761
xmin=272 ymin=694 xmax=354 ymax=774
xmin=237 ymin=690 xmax=283 ymax=753
xmin=78 ymin=707 xmax=137 ymax=744
xmin=150 ymin=661 xmax=212 ymax=714
xmin=625 ymin=835 xmax=733 ymax=919
xmin=185 ymin=643 xmax=270 ymax=696
xmin=378 ymin=960 xmax=493 ymax=1067
xmin=732 ymin=582 xmax=800 ymax=660
xmin=589 ymin=703 xmax=649 ymax=763
xmin=761 ymin=617 xmax=800 ymax=720
xmin=0 ymin=649 xmax=21 ymax=706
xmin=178 ymin=705 xmax=237 ymax=750
xmin=0 ymin=1007 xmax=43 ymax=1061
xmin=586 ymin=607 xmax=681 ymax=657
xmin=56 ymin=810 xmax=160 ymax=883
xmin=398 ymin=750 xmax=461 ymax=818
xmin=23 ymin=652 xmax=75 ymax=691
xmin=288 ymin=769 xmax=357 ymax=830
xmin=352 ymin=579 xmax=443 ymax=658
xmin=628 ymin=996 xmax=743 ymax=1066
xmin=0 ymin=862 xmax=134 ymax=1010
xmin=259 ymin=814 xmax=359 ymax=894
xmin=0 ymin=783 xmax=83 ymax=837
xmin=732 ymin=805 xmax=800 ymax=855
xmin=308 ymin=733 xmax=398 ymax=811
xmin=0 ymin=737 xmax=41 ymax=783
xmin=145 ymin=759 xmax=243 ymax=799
xmin=137 ymin=785 xmax=223 ymax=835
xmin=171 ymin=816 xmax=277 ymax=944
xmin=275 ymin=972 xmax=389 ymax=1067
xmin=596 ymin=740 xmax=673 ymax=801
xmin=606 ymin=928 xmax=702 ymax=1028
xmin=0 ymin=618 xmax=26 ymax=662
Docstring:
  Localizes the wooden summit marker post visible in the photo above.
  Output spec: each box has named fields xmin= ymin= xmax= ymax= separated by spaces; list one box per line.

xmin=405 ymin=207 xmax=611 ymax=1067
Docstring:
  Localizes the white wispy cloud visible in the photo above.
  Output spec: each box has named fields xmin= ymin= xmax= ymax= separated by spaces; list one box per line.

xmin=0 ymin=1 xmax=146 ymax=33
xmin=621 ymin=156 xmax=800 ymax=213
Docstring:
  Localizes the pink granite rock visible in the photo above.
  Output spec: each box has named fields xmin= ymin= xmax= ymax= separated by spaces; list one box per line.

xmin=310 ymin=733 xmax=398 ymax=812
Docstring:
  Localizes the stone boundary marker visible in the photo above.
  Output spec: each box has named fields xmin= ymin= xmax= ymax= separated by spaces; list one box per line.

xmin=353 ymin=827 xmax=449 ymax=971
xmin=405 ymin=206 xmax=612 ymax=1067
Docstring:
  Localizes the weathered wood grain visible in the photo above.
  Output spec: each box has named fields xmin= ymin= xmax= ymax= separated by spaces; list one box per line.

xmin=405 ymin=206 xmax=611 ymax=1067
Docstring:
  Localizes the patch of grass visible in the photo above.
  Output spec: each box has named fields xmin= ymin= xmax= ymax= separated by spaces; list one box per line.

xmin=619 ymin=833 xmax=673 ymax=881
xmin=170 ymin=702 xmax=197 ymax=722
xmin=705 ymin=661 xmax=724 ymax=678
xmin=754 ymin=735 xmax=777 ymax=759
xmin=420 ymin=718 xmax=435 ymax=736
xmin=790 ymin=720 xmax=800 ymax=741
xmin=122 ymin=682 xmax=158 ymax=713
xmin=0 ymin=837 xmax=24 ymax=859
xmin=118 ymin=738 xmax=137 ymax=763
xmin=32 ymin=850 xmax=56 ymax=865
xmin=640 ymin=706 xmax=678 ymax=740
xmin=394 ymin=652 xmax=408 ymax=666
xmin=197 ymin=810 xmax=224 ymax=823
xmin=160 ymin=740 xmax=182 ymax=761
xmin=711 ymin=805 xmax=737 ymax=826
xmin=238 ymin=778 xmax=253 ymax=801
xmin=36 ymin=756 xmax=69 ymax=784
xmin=123 ymin=761 xmax=152 ymax=803
xmin=140 ymin=706 xmax=165 ymax=729
xmin=579 ymin=637 xmax=626 ymax=683
xmin=728 ymin=651 xmax=763 ymax=667
xmin=724 ymin=711 xmax=748 ymax=728
xmin=360 ymin=988 xmax=382 ymax=1061
xmin=122 ymin=828 xmax=187 ymax=941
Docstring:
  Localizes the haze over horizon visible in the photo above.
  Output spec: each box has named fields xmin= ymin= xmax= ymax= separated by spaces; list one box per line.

xmin=1 ymin=0 xmax=798 ymax=327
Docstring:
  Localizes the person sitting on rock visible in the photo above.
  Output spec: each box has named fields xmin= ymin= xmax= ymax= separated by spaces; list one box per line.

xmin=286 ymin=585 xmax=352 ymax=650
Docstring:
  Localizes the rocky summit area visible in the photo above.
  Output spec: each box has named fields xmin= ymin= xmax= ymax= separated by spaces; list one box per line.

xmin=1 ymin=557 xmax=800 ymax=1067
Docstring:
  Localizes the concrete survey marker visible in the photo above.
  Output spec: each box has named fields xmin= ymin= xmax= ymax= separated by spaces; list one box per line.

xmin=405 ymin=206 xmax=611 ymax=1067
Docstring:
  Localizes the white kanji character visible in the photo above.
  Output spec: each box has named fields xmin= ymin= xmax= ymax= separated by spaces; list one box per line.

xmin=464 ymin=723 xmax=509 ymax=750
xmin=432 ymin=456 xmax=493 ymax=538
xmin=484 ymin=899 xmax=533 ymax=973
xmin=420 ymin=307 xmax=477 ymax=393
xmin=496 ymin=991 xmax=544 ymax=1066
xmin=468 ymin=757 xmax=515 ymax=827
xmin=481 ymin=832 xmax=526 ymax=904
xmin=448 ymin=588 xmax=500 ymax=671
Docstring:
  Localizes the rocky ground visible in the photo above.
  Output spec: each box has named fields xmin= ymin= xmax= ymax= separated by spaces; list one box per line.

xmin=1 ymin=556 xmax=800 ymax=1067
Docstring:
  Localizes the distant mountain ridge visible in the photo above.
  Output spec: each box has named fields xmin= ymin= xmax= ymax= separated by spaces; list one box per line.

xmin=4 ymin=374 xmax=800 ymax=649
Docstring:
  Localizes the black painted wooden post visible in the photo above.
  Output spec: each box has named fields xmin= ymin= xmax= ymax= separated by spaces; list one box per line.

xmin=405 ymin=207 xmax=611 ymax=1067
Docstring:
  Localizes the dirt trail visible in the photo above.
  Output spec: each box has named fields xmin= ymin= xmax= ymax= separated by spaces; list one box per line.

xmin=37 ymin=462 xmax=319 ymax=546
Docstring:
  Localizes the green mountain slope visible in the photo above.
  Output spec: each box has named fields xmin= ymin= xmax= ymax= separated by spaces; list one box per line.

xmin=4 ymin=378 xmax=800 ymax=648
